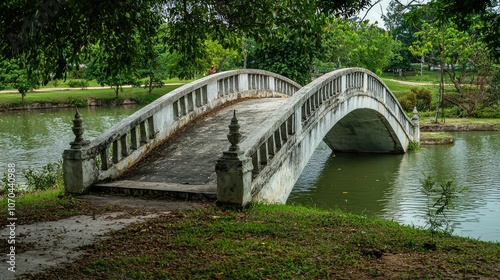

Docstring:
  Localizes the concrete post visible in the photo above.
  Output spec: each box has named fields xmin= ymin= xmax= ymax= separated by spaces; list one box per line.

xmin=363 ymin=73 xmax=368 ymax=92
xmin=411 ymin=106 xmax=420 ymax=144
xmin=215 ymin=111 xmax=253 ymax=207
xmin=62 ymin=108 xmax=97 ymax=194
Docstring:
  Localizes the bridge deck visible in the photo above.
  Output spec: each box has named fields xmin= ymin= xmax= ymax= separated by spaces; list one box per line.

xmin=94 ymin=98 xmax=289 ymax=198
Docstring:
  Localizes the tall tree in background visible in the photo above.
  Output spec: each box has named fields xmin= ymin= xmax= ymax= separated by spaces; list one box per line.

xmin=410 ymin=21 xmax=498 ymax=118
xmin=319 ymin=17 xmax=397 ymax=75
xmin=432 ymin=0 xmax=500 ymax=59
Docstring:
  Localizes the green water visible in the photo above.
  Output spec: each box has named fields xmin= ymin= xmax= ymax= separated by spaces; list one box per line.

xmin=0 ymin=106 xmax=142 ymax=171
xmin=288 ymin=132 xmax=500 ymax=242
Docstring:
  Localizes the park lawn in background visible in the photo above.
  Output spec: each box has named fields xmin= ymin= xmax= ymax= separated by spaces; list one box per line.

xmin=42 ymin=77 xmax=191 ymax=89
xmin=420 ymin=118 xmax=500 ymax=126
xmin=0 ymin=84 xmax=183 ymax=108
xmin=380 ymin=70 xmax=446 ymax=84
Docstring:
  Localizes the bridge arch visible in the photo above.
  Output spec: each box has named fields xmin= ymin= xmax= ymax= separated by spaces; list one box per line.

xmin=216 ymin=68 xmax=419 ymax=206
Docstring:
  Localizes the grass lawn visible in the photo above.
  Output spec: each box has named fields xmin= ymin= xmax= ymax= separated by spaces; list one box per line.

xmin=420 ymin=118 xmax=500 ymax=126
xmin=3 ymin=195 xmax=497 ymax=280
xmin=41 ymin=77 xmax=191 ymax=89
xmin=0 ymin=84 xmax=183 ymax=108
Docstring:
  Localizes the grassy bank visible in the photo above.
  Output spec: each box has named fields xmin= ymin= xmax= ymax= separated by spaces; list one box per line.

xmin=0 ymin=84 xmax=184 ymax=109
xmin=5 ymin=198 xmax=496 ymax=280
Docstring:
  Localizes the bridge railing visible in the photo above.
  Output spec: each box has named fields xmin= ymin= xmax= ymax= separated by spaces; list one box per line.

xmin=217 ymin=68 xmax=418 ymax=206
xmin=62 ymin=69 xmax=300 ymax=194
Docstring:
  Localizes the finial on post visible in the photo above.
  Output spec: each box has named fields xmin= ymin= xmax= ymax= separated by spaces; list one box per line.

xmin=70 ymin=107 xmax=90 ymax=149
xmin=227 ymin=110 xmax=241 ymax=152
xmin=411 ymin=106 xmax=419 ymax=122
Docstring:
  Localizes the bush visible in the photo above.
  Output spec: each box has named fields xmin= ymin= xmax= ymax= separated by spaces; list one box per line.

xmin=411 ymin=87 xmax=432 ymax=112
xmin=68 ymin=79 xmax=89 ymax=89
xmin=398 ymin=92 xmax=417 ymax=112
xmin=398 ymin=87 xmax=433 ymax=112
xmin=22 ymin=161 xmax=63 ymax=191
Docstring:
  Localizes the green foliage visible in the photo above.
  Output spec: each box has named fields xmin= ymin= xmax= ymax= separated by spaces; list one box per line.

xmin=0 ymin=56 xmax=36 ymax=101
xmin=410 ymin=21 xmax=498 ymax=118
xmin=398 ymin=87 xmax=432 ymax=112
xmin=412 ymin=87 xmax=432 ymax=111
xmin=420 ymin=174 xmax=465 ymax=238
xmin=407 ymin=140 xmax=420 ymax=152
xmin=319 ymin=17 xmax=398 ymax=75
xmin=247 ymin=39 xmax=313 ymax=85
xmin=1 ymin=161 xmax=63 ymax=194
xmin=67 ymin=79 xmax=89 ymax=89
xmin=85 ymin=47 xmax=139 ymax=98
xmin=22 ymin=161 xmax=63 ymax=192
xmin=398 ymin=92 xmax=417 ymax=112
xmin=0 ymin=0 xmax=164 ymax=84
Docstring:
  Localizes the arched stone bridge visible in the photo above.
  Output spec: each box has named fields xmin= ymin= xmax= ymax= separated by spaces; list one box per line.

xmin=63 ymin=68 xmax=419 ymax=207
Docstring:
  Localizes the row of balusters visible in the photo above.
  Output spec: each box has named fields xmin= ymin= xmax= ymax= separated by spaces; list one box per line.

xmin=98 ymin=116 xmax=155 ymax=170
xmin=250 ymin=114 xmax=296 ymax=175
xmin=95 ymin=73 xmax=300 ymax=173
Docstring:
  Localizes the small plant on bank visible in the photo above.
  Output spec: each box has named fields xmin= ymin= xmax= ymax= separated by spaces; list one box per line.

xmin=22 ymin=160 xmax=63 ymax=191
xmin=407 ymin=140 xmax=420 ymax=152
xmin=420 ymin=174 xmax=465 ymax=248
xmin=1 ymin=161 xmax=63 ymax=195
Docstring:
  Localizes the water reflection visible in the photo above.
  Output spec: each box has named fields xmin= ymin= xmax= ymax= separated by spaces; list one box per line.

xmin=289 ymin=132 xmax=500 ymax=242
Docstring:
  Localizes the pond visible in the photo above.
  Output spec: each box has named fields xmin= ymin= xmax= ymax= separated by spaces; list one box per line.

xmin=1 ymin=107 xmax=498 ymax=242
xmin=0 ymin=106 xmax=142 ymax=173
xmin=288 ymin=132 xmax=500 ymax=243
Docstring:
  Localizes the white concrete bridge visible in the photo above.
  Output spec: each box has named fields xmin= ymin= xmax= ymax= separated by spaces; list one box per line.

xmin=62 ymin=68 xmax=419 ymax=207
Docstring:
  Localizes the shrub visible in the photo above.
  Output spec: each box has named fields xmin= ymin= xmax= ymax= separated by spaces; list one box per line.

xmin=411 ymin=87 xmax=432 ymax=112
xmin=68 ymin=79 xmax=89 ymax=89
xmin=22 ymin=161 xmax=63 ymax=191
xmin=398 ymin=92 xmax=417 ymax=112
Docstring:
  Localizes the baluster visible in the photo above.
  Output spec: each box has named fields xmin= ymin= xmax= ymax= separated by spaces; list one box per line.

xmin=187 ymin=92 xmax=194 ymax=112
xmin=287 ymin=114 xmax=295 ymax=135
xmin=130 ymin=127 xmax=138 ymax=150
xmin=100 ymin=148 xmax=110 ymax=170
xmin=259 ymin=143 xmax=268 ymax=165
xmin=112 ymin=140 xmax=119 ymax=163
xmin=281 ymin=122 xmax=288 ymax=142
xmin=140 ymin=121 xmax=148 ymax=144
xmin=120 ymin=134 xmax=129 ymax=157
xmin=148 ymin=116 xmax=155 ymax=139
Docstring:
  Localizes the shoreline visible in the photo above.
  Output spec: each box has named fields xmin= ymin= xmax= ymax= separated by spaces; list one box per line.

xmin=0 ymin=98 xmax=141 ymax=112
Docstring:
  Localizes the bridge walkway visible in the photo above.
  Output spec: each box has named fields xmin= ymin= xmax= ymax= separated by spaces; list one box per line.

xmin=93 ymin=98 xmax=290 ymax=199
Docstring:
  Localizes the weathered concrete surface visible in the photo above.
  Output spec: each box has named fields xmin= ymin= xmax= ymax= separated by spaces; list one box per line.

xmin=95 ymin=98 xmax=289 ymax=194
xmin=0 ymin=195 xmax=199 ymax=279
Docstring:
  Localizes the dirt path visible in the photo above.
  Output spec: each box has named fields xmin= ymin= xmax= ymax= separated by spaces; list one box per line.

xmin=386 ymin=79 xmax=436 ymax=86
xmin=0 ymin=195 xmax=201 ymax=280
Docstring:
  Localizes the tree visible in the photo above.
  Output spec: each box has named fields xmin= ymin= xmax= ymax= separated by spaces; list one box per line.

xmin=410 ymin=21 xmax=499 ymax=118
xmin=319 ymin=17 xmax=398 ymax=75
xmin=0 ymin=56 xmax=36 ymax=102
xmin=0 ymin=0 xmax=163 ymax=85
xmin=431 ymin=0 xmax=500 ymax=59
xmin=1 ymin=0 xmax=371 ymax=85
xmin=85 ymin=48 xmax=138 ymax=98
xmin=137 ymin=45 xmax=169 ymax=95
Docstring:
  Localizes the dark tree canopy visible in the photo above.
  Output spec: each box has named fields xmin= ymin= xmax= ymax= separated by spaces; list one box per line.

xmin=0 ymin=0 xmax=163 ymax=84
xmin=0 ymin=0 xmax=371 ymax=84
xmin=432 ymin=0 xmax=500 ymax=58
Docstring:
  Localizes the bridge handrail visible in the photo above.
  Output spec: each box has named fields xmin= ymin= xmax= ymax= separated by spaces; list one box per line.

xmin=63 ymin=69 xmax=301 ymax=194
xmin=237 ymin=68 xmax=417 ymax=194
